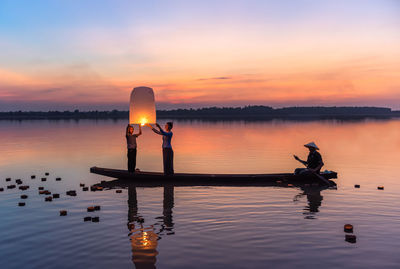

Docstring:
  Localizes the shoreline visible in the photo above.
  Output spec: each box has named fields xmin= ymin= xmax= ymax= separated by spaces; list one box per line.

xmin=1 ymin=106 xmax=399 ymax=121
xmin=1 ymin=114 xmax=399 ymax=121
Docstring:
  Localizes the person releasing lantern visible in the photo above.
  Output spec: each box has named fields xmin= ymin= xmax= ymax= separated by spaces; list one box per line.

xmin=127 ymin=86 xmax=156 ymax=173
xmin=129 ymin=86 xmax=174 ymax=175
xmin=126 ymin=124 xmax=142 ymax=173
xmin=147 ymin=122 xmax=174 ymax=176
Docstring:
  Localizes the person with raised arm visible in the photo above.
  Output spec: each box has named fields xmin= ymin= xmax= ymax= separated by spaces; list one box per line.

xmin=293 ymin=142 xmax=324 ymax=176
xmin=147 ymin=122 xmax=174 ymax=175
xmin=126 ymin=124 xmax=142 ymax=173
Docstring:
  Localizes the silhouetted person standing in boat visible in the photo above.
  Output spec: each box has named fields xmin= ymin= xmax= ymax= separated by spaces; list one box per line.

xmin=147 ymin=122 xmax=174 ymax=175
xmin=126 ymin=124 xmax=142 ymax=173
xmin=293 ymin=142 xmax=324 ymax=176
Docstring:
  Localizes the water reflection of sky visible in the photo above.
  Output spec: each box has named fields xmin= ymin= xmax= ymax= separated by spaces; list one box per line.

xmin=0 ymin=119 xmax=400 ymax=268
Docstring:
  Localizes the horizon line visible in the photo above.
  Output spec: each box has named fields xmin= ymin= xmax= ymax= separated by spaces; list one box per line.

xmin=1 ymin=105 xmax=398 ymax=113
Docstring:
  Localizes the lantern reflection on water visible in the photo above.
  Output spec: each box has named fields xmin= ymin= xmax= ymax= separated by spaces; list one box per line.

xmin=130 ymin=226 xmax=159 ymax=267
xmin=129 ymin=87 xmax=156 ymax=126
xmin=127 ymin=186 xmax=175 ymax=268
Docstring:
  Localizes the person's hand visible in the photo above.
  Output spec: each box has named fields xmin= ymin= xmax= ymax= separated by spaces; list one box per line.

xmin=155 ymin=123 xmax=161 ymax=128
xmin=293 ymin=155 xmax=299 ymax=161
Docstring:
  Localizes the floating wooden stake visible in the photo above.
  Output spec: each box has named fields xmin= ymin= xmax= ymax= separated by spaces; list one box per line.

xmin=82 ymin=187 xmax=88 ymax=191
xmin=31 ymin=175 xmax=36 ymax=179
xmin=94 ymin=205 xmax=101 ymax=211
xmin=66 ymin=190 xmax=77 ymax=196
xmin=6 ymin=178 xmax=11 ymax=182
xmin=41 ymin=178 xmax=46 ymax=182
xmin=19 ymin=185 xmax=29 ymax=191
xmin=38 ymin=187 xmax=44 ymax=190
xmin=84 ymin=216 xmax=92 ymax=222
xmin=92 ymin=217 xmax=99 ymax=222
xmin=18 ymin=202 xmax=25 ymax=207
xmin=0 ymin=188 xmax=3 ymax=192
xmin=116 ymin=190 xmax=122 ymax=193
xmin=55 ymin=177 xmax=61 ymax=181
xmin=90 ymin=185 xmax=104 ymax=191
xmin=377 ymin=186 xmax=384 ymax=190
xmin=39 ymin=190 xmax=51 ymax=195
xmin=45 ymin=196 xmax=53 ymax=202
xmin=344 ymin=224 xmax=353 ymax=233
xmin=87 ymin=206 xmax=95 ymax=212
xmin=52 ymin=193 xmax=60 ymax=199
xmin=354 ymin=184 xmax=360 ymax=188
xmin=60 ymin=210 xmax=67 ymax=216
xmin=21 ymin=195 xmax=28 ymax=199
xmin=45 ymin=172 xmax=49 ymax=176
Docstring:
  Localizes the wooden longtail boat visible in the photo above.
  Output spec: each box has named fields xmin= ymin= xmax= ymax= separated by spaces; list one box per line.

xmin=90 ymin=167 xmax=337 ymax=187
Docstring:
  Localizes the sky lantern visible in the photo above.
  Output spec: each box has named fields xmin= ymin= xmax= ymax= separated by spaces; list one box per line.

xmin=129 ymin=87 xmax=156 ymax=126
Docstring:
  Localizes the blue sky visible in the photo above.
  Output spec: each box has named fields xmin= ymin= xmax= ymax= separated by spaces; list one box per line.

xmin=0 ymin=0 xmax=399 ymax=111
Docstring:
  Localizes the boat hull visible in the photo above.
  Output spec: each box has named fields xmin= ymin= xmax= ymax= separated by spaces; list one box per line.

xmin=90 ymin=166 xmax=337 ymax=187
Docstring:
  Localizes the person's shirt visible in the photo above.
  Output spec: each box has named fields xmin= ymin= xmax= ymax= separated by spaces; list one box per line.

xmin=306 ymin=151 xmax=323 ymax=172
xmin=159 ymin=129 xmax=173 ymax=149
xmin=126 ymin=134 xmax=138 ymax=149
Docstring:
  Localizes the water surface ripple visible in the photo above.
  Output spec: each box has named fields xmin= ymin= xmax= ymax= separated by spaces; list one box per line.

xmin=0 ymin=119 xmax=399 ymax=268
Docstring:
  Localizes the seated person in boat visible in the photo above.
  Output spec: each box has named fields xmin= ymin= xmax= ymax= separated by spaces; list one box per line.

xmin=147 ymin=122 xmax=174 ymax=176
xmin=126 ymin=124 xmax=142 ymax=173
xmin=293 ymin=142 xmax=324 ymax=175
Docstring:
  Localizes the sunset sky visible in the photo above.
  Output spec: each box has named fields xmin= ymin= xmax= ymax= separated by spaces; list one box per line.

xmin=0 ymin=0 xmax=399 ymax=111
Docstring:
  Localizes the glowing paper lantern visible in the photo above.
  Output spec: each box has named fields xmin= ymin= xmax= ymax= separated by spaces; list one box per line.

xmin=129 ymin=87 xmax=156 ymax=126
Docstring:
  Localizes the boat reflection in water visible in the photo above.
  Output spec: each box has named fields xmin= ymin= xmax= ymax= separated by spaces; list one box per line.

xmin=293 ymin=186 xmax=328 ymax=219
xmin=127 ymin=186 xmax=174 ymax=269
xmin=95 ymin=179 xmax=334 ymax=267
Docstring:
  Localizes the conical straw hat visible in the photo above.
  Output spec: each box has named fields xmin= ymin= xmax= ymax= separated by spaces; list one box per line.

xmin=304 ymin=142 xmax=319 ymax=150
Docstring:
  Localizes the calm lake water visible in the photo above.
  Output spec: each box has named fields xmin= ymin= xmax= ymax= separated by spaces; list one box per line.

xmin=0 ymin=119 xmax=400 ymax=269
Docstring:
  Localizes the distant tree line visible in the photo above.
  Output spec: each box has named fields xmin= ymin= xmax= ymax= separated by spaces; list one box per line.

xmin=0 ymin=109 xmax=127 ymax=120
xmin=157 ymin=106 xmax=395 ymax=118
xmin=0 ymin=106 xmax=398 ymax=120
